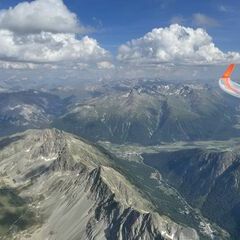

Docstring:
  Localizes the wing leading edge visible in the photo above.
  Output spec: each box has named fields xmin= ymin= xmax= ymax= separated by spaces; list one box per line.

xmin=219 ymin=64 xmax=240 ymax=98
xmin=222 ymin=64 xmax=235 ymax=78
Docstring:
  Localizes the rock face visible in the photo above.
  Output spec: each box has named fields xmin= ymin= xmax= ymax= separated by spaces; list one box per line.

xmin=0 ymin=129 xmax=199 ymax=240
xmin=53 ymin=82 xmax=240 ymax=145
xmin=143 ymin=147 xmax=240 ymax=239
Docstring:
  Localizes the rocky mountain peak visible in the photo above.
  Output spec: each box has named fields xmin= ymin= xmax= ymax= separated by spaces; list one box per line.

xmin=0 ymin=129 xmax=201 ymax=240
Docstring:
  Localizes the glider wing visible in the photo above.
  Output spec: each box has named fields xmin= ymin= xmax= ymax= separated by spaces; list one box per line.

xmin=222 ymin=64 xmax=235 ymax=78
xmin=219 ymin=64 xmax=240 ymax=98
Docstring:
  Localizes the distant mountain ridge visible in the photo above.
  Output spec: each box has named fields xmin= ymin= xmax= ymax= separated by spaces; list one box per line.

xmin=0 ymin=80 xmax=239 ymax=145
xmin=0 ymin=89 xmax=69 ymax=136
xmin=53 ymin=81 xmax=240 ymax=144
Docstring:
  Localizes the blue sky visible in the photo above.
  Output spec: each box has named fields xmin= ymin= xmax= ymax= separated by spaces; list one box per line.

xmin=72 ymin=0 xmax=240 ymax=53
xmin=82 ymin=0 xmax=240 ymax=53
xmin=0 ymin=0 xmax=239 ymax=82
xmin=60 ymin=0 xmax=240 ymax=53
xmin=1 ymin=0 xmax=240 ymax=53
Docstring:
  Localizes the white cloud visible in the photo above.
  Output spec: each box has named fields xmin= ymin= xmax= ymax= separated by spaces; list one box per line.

xmin=0 ymin=0 xmax=237 ymax=81
xmin=0 ymin=0 xmax=86 ymax=34
xmin=0 ymin=30 xmax=108 ymax=63
xmin=117 ymin=24 xmax=240 ymax=66
xmin=192 ymin=13 xmax=219 ymax=28
xmin=97 ymin=61 xmax=115 ymax=69
xmin=0 ymin=0 xmax=110 ymax=69
xmin=0 ymin=61 xmax=38 ymax=70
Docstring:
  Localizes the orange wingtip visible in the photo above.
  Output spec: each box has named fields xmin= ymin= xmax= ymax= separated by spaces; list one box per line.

xmin=222 ymin=64 xmax=235 ymax=78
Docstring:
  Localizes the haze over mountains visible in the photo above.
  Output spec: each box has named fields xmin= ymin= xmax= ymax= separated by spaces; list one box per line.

xmin=1 ymin=0 xmax=240 ymax=239
xmin=0 ymin=79 xmax=240 ymax=144
xmin=53 ymin=80 xmax=240 ymax=144
xmin=0 ymin=78 xmax=239 ymax=239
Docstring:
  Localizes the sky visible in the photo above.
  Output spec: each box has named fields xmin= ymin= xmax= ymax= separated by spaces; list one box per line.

xmin=0 ymin=0 xmax=240 ymax=83
xmin=67 ymin=0 xmax=240 ymax=52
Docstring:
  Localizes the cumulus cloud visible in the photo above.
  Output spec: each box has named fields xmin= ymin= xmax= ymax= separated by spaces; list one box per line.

xmin=193 ymin=13 xmax=219 ymax=28
xmin=0 ymin=0 xmax=110 ymax=69
xmin=0 ymin=30 xmax=108 ymax=63
xmin=0 ymin=0 xmax=237 ymax=80
xmin=97 ymin=61 xmax=115 ymax=69
xmin=0 ymin=0 xmax=86 ymax=34
xmin=117 ymin=24 xmax=240 ymax=66
xmin=0 ymin=61 xmax=38 ymax=70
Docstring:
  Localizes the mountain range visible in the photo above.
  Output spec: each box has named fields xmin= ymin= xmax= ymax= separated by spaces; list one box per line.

xmin=0 ymin=89 xmax=69 ymax=136
xmin=0 ymin=128 xmax=207 ymax=240
xmin=142 ymin=139 xmax=240 ymax=239
xmin=53 ymin=80 xmax=240 ymax=145
xmin=0 ymin=79 xmax=239 ymax=239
